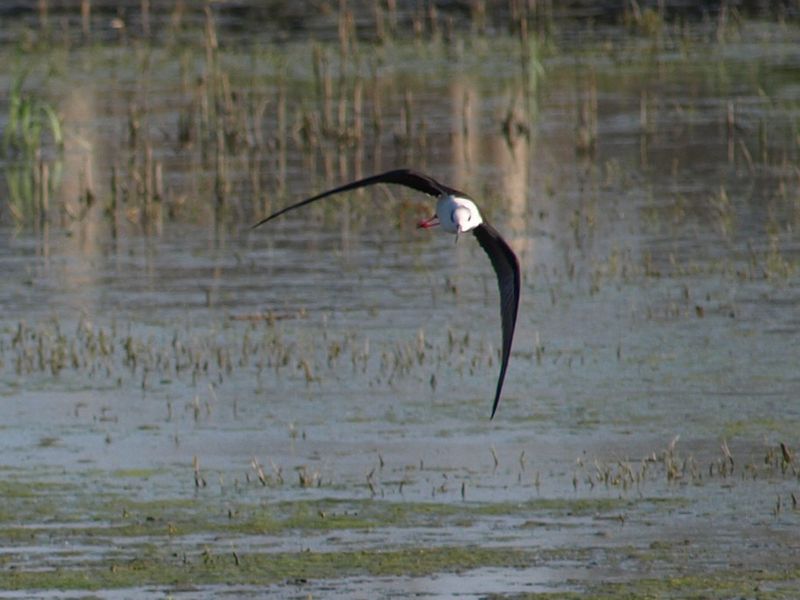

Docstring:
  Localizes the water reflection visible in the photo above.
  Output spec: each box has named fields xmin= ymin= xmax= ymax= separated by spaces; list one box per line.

xmin=488 ymin=89 xmax=531 ymax=258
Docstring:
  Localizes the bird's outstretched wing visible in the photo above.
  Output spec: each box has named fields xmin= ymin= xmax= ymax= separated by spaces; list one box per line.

xmin=253 ymin=169 xmax=520 ymax=419
xmin=472 ymin=222 xmax=521 ymax=419
xmin=252 ymin=169 xmax=466 ymax=229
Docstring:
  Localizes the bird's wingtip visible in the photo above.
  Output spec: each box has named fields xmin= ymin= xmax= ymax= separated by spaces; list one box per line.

xmin=251 ymin=216 xmax=271 ymax=230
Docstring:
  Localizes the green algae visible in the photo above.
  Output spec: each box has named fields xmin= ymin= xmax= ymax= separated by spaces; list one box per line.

xmin=109 ymin=469 xmax=164 ymax=479
xmin=584 ymin=568 xmax=800 ymax=600
xmin=2 ymin=519 xmax=800 ymax=597
xmin=721 ymin=417 xmax=800 ymax=439
xmin=0 ymin=469 xmax=712 ymax=593
xmin=0 ymin=472 xmax=652 ymax=542
xmin=0 ymin=546 xmax=539 ymax=591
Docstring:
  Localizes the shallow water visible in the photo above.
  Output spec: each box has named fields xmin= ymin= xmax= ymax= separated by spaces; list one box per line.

xmin=1 ymin=4 xmax=800 ymax=598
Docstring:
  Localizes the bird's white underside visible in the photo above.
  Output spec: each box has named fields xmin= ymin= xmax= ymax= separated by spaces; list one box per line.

xmin=436 ymin=195 xmax=484 ymax=234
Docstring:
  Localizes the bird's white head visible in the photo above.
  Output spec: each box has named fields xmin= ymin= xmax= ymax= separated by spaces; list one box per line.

xmin=437 ymin=195 xmax=483 ymax=234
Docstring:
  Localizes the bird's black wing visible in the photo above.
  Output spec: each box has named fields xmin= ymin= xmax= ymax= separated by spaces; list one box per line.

xmin=472 ymin=222 xmax=521 ymax=419
xmin=252 ymin=169 xmax=466 ymax=229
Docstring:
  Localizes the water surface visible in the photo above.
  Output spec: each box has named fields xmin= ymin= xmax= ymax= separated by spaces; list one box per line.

xmin=1 ymin=5 xmax=800 ymax=597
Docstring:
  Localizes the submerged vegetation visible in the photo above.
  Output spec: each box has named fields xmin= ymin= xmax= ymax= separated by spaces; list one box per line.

xmin=2 ymin=72 xmax=64 ymax=225
xmin=0 ymin=1 xmax=798 ymax=238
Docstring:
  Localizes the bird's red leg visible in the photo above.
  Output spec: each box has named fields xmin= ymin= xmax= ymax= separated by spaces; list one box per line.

xmin=417 ymin=215 xmax=440 ymax=229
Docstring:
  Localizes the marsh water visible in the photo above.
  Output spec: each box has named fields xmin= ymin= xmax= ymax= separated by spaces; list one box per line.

xmin=1 ymin=3 xmax=800 ymax=597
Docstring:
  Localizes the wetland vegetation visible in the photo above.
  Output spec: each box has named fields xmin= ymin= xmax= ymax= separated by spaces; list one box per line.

xmin=1 ymin=1 xmax=800 ymax=597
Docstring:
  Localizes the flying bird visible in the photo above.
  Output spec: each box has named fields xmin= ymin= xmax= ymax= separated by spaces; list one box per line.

xmin=252 ymin=169 xmax=520 ymax=418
